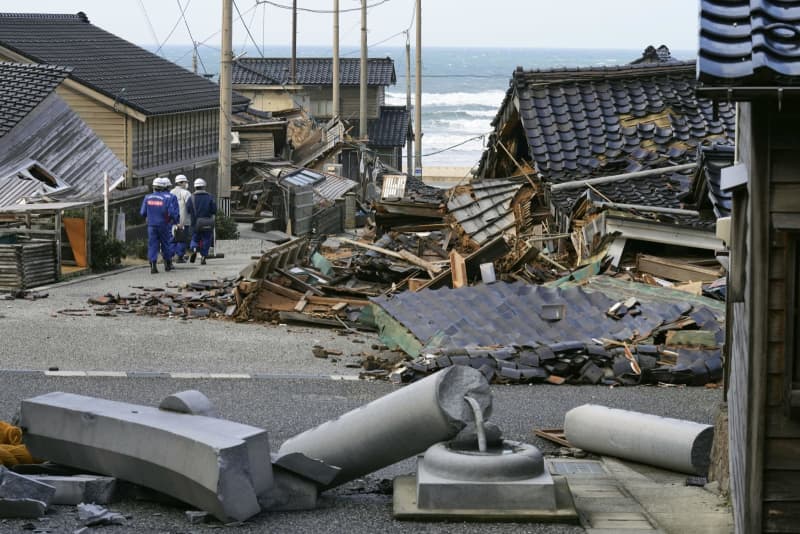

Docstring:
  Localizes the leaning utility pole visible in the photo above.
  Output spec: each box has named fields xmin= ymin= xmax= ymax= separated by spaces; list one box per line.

xmin=291 ymin=0 xmax=297 ymax=84
xmin=218 ymin=0 xmax=232 ymax=215
xmin=359 ymin=0 xmax=368 ymax=139
xmin=405 ymin=33 xmax=412 ymax=178
xmin=414 ymin=0 xmax=422 ymax=174
xmin=332 ymin=0 xmax=340 ymax=118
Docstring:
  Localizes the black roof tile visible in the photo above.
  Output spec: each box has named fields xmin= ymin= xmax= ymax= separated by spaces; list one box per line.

xmin=234 ymin=57 xmax=395 ymax=86
xmin=366 ymin=105 xmax=410 ymax=147
xmin=0 ymin=61 xmax=69 ymax=137
xmin=0 ymin=12 xmax=246 ymax=115
xmin=698 ymin=1 xmax=800 ymax=86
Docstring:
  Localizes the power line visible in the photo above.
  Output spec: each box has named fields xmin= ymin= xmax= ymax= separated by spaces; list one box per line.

xmin=138 ymin=0 xmax=160 ymax=47
xmin=255 ymin=0 xmax=392 ymax=14
xmin=173 ymin=2 xmax=260 ymax=64
xmin=421 ymin=133 xmax=488 ymax=158
xmin=154 ymin=0 xmax=190 ymax=55
xmin=234 ymin=0 xmax=264 ymax=57
xmin=176 ymin=0 xmax=208 ymax=74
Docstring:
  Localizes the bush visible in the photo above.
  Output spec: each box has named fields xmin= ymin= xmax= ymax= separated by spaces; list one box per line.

xmin=125 ymin=239 xmax=149 ymax=260
xmin=90 ymin=214 xmax=126 ymax=272
xmin=215 ymin=212 xmax=240 ymax=240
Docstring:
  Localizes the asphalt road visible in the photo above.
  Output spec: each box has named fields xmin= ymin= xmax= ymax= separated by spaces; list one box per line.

xmin=0 ymin=236 xmax=724 ymax=533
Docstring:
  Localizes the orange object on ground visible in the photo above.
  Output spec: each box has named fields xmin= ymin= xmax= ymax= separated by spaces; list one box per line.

xmin=0 ymin=444 xmax=36 ymax=466
xmin=63 ymin=217 xmax=87 ymax=267
xmin=0 ymin=421 xmax=22 ymax=445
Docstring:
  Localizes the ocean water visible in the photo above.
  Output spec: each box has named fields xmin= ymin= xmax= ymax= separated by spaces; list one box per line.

xmin=156 ymin=45 xmax=696 ymax=168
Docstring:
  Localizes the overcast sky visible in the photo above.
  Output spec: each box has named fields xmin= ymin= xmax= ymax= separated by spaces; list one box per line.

xmin=0 ymin=1 xmax=700 ymax=51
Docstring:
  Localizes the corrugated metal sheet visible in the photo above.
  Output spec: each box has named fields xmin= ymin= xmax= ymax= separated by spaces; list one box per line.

xmin=371 ymin=281 xmax=695 ymax=351
xmin=280 ymin=168 xmax=356 ymax=204
xmin=0 ymin=92 xmax=125 ymax=207
xmin=447 ymin=180 xmax=523 ymax=246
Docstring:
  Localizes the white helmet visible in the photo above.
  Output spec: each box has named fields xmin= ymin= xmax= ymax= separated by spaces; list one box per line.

xmin=194 ymin=178 xmax=207 ymax=188
xmin=175 ymin=174 xmax=189 ymax=184
xmin=161 ymin=176 xmax=172 ymax=187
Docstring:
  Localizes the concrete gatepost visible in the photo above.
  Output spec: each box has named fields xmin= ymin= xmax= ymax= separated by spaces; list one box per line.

xmin=565 ymin=404 xmax=715 ymax=475
xmin=278 ymin=366 xmax=492 ymax=489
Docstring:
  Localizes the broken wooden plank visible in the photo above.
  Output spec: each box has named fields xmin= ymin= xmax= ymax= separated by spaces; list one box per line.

xmin=533 ymin=428 xmax=572 ymax=448
xmin=261 ymin=280 xmax=368 ymax=308
xmin=338 ymin=237 xmax=441 ymax=274
xmin=275 ymin=268 xmax=325 ymax=296
xmin=277 ymin=311 xmax=377 ymax=331
xmin=294 ymin=290 xmax=314 ymax=312
xmin=449 ymin=250 xmax=467 ymax=289
xmin=636 ymin=254 xmax=722 ymax=283
xmin=331 ymin=302 xmax=348 ymax=312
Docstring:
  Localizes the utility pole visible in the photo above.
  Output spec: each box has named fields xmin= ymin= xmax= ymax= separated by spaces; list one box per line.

xmin=218 ymin=0 xmax=232 ymax=215
xmin=414 ymin=0 xmax=422 ymax=175
xmin=359 ymin=0 xmax=367 ymax=140
xmin=332 ymin=0 xmax=340 ymax=119
xmin=405 ymin=33 xmax=412 ymax=178
xmin=192 ymin=45 xmax=198 ymax=74
xmin=291 ymin=0 xmax=297 ymax=84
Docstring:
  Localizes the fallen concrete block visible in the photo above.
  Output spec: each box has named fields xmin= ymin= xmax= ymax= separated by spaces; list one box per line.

xmin=0 ymin=465 xmax=55 ymax=518
xmin=279 ymin=366 xmax=492 ymax=489
xmin=259 ymin=466 xmax=319 ymax=511
xmin=77 ymin=503 xmax=125 ymax=526
xmin=158 ymin=390 xmax=215 ymax=416
xmin=27 ymin=474 xmax=116 ymax=505
xmin=564 ymin=404 xmax=714 ymax=475
xmin=20 ymin=392 xmax=273 ymax=522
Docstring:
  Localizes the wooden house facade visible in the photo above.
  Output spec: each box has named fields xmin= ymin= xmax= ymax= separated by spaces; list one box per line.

xmin=698 ymin=1 xmax=800 ymax=532
xmin=0 ymin=12 xmax=249 ymax=193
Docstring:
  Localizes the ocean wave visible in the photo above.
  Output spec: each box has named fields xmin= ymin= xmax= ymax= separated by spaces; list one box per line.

xmin=427 ymin=118 xmax=492 ymax=133
xmin=386 ymin=89 xmax=506 ymax=108
xmin=424 ymin=109 xmax=497 ymax=119
xmin=419 ymin=133 xmax=487 ymax=152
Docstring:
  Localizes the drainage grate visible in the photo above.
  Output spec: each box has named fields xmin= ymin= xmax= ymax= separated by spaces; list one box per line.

xmin=548 ymin=460 xmax=607 ymax=476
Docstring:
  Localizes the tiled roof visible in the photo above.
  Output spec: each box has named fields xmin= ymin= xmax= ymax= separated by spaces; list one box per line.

xmin=682 ymin=145 xmax=734 ymax=219
xmin=447 ymin=179 xmax=523 ymax=246
xmin=367 ymin=105 xmax=409 ymax=147
xmin=698 ymin=0 xmax=800 ymax=85
xmin=630 ymin=45 xmax=681 ymax=65
xmin=503 ymin=62 xmax=735 ymax=182
xmin=0 ymin=89 xmax=126 ymax=206
xmin=233 ymin=57 xmax=396 ymax=86
xmin=0 ymin=12 xmax=248 ymax=115
xmin=370 ymin=281 xmax=692 ymax=351
xmin=0 ymin=62 xmax=70 ymax=137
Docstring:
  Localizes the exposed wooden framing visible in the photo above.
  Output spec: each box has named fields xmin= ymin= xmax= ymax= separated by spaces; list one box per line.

xmin=338 ymin=237 xmax=441 ymax=275
xmin=636 ymin=254 xmax=722 ymax=283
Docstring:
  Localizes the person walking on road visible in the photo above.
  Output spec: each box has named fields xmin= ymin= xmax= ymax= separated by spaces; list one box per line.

xmin=186 ymin=178 xmax=216 ymax=265
xmin=170 ymin=174 xmax=192 ymax=263
xmin=140 ymin=177 xmax=179 ymax=273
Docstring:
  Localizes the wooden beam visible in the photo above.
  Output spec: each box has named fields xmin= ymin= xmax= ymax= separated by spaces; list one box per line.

xmin=636 ymin=254 xmax=722 ymax=283
xmin=339 ymin=237 xmax=441 ymax=274
xmin=449 ymin=250 xmax=467 ymax=288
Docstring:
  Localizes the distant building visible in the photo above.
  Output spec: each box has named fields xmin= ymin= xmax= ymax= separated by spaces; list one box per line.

xmin=0 ymin=12 xmax=249 ymax=192
xmin=233 ymin=57 xmax=395 ymax=122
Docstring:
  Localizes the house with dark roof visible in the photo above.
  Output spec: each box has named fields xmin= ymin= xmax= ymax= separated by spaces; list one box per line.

xmin=0 ymin=12 xmax=249 ymax=190
xmin=233 ymin=57 xmax=395 ymax=121
xmin=478 ymin=46 xmax=734 ymax=265
xmin=0 ymin=61 xmax=127 ymax=284
xmin=697 ymin=2 xmax=800 ymax=533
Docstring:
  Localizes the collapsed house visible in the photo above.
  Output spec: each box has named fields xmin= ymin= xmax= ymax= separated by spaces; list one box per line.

xmin=478 ymin=46 xmax=734 ymax=268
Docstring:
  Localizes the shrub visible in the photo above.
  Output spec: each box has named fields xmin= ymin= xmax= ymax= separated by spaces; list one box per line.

xmin=215 ymin=212 xmax=240 ymax=240
xmin=90 ymin=213 xmax=126 ymax=272
xmin=125 ymin=239 xmax=149 ymax=260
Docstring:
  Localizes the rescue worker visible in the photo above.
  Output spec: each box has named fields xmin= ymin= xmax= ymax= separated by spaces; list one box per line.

xmin=186 ymin=178 xmax=216 ymax=265
xmin=170 ymin=174 xmax=192 ymax=262
xmin=139 ymin=177 xmax=179 ymax=274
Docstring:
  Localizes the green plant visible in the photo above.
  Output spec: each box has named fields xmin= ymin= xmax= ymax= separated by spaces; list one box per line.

xmin=125 ymin=239 xmax=149 ymax=260
xmin=90 ymin=213 xmax=126 ymax=272
xmin=215 ymin=212 xmax=240 ymax=240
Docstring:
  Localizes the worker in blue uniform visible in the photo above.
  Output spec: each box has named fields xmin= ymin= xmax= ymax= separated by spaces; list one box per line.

xmin=140 ymin=177 xmax=179 ymax=273
xmin=187 ymin=178 xmax=217 ymax=265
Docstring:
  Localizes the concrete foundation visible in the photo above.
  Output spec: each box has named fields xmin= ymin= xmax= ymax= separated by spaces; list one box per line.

xmin=416 ymin=441 xmax=557 ymax=511
xmin=279 ymin=366 xmax=491 ymax=489
xmin=564 ymin=404 xmax=715 ymax=475
xmin=0 ymin=466 xmax=55 ymax=518
xmin=27 ymin=474 xmax=116 ymax=505
xmin=19 ymin=392 xmax=273 ymax=522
